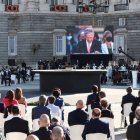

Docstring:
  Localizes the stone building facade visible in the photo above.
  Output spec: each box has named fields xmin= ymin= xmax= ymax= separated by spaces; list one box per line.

xmin=0 ymin=0 xmax=140 ymax=65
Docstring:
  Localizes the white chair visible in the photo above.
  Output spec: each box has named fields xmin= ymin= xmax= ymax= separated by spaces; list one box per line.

xmin=32 ymin=119 xmax=39 ymax=131
xmin=86 ymin=133 xmax=107 ymax=140
xmin=88 ymin=105 xmax=92 ymax=119
xmin=0 ymin=113 xmax=4 ymax=127
xmin=100 ymin=117 xmax=115 ymax=140
xmin=19 ymin=104 xmax=26 ymax=119
xmin=121 ymin=103 xmax=132 ymax=127
xmin=11 ymin=74 xmax=17 ymax=85
xmin=6 ymin=132 xmax=27 ymax=140
xmin=0 ymin=113 xmax=5 ymax=140
xmin=70 ymin=125 xmax=84 ymax=140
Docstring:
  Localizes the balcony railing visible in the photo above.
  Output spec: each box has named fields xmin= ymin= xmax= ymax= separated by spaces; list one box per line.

xmin=5 ymin=5 xmax=19 ymax=12
xmin=114 ymin=4 xmax=129 ymax=11
xmin=50 ymin=5 xmax=68 ymax=12
xmin=96 ymin=6 xmax=109 ymax=13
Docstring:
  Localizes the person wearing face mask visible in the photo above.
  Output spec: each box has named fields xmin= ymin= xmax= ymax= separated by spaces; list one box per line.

xmin=101 ymin=30 xmax=113 ymax=54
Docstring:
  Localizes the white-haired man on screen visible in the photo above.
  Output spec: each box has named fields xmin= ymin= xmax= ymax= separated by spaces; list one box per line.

xmin=77 ymin=31 xmax=102 ymax=54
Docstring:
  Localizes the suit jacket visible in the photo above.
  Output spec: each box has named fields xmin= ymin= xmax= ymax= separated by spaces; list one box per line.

xmin=121 ymin=93 xmax=135 ymax=114
xmin=86 ymin=93 xmax=101 ymax=109
xmin=68 ymin=108 xmax=89 ymax=126
xmin=82 ymin=118 xmax=110 ymax=140
xmin=3 ymin=70 xmax=11 ymax=79
xmin=32 ymin=105 xmax=51 ymax=120
xmin=31 ymin=127 xmax=51 ymax=140
xmin=4 ymin=117 xmax=29 ymax=137
xmin=77 ymin=39 xmax=102 ymax=54
xmin=49 ymin=124 xmax=71 ymax=140
xmin=131 ymin=97 xmax=140 ymax=112
xmin=126 ymin=121 xmax=140 ymax=140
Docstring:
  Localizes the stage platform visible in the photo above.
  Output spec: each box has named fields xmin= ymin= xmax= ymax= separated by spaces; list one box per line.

xmin=33 ymin=69 xmax=106 ymax=93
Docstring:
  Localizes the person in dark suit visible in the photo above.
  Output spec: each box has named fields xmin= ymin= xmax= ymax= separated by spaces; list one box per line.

xmin=86 ymin=85 xmax=101 ymax=110
xmin=129 ymin=91 xmax=140 ymax=124
xmin=4 ymin=105 xmax=29 ymax=137
xmin=49 ymin=117 xmax=70 ymax=140
xmin=51 ymin=126 xmax=64 ymax=140
xmin=3 ymin=67 xmax=11 ymax=86
xmin=82 ymin=108 xmax=110 ymax=140
xmin=77 ymin=31 xmax=102 ymax=54
xmin=68 ymin=100 xmax=88 ymax=126
xmin=100 ymin=98 xmax=114 ymax=119
xmin=32 ymin=95 xmax=51 ymax=121
xmin=126 ymin=106 xmax=140 ymax=140
xmin=31 ymin=114 xmax=51 ymax=140
xmin=121 ymin=86 xmax=135 ymax=126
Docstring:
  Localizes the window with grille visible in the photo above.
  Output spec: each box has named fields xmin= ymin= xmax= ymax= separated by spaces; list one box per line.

xmin=97 ymin=20 xmax=103 ymax=26
xmin=8 ymin=36 xmax=17 ymax=56
xmin=54 ymin=34 xmax=66 ymax=56
xmin=119 ymin=18 xmax=126 ymax=26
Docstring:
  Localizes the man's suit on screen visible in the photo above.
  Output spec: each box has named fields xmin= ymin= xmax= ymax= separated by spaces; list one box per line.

xmin=82 ymin=118 xmax=110 ymax=140
xmin=68 ymin=108 xmax=89 ymax=126
xmin=4 ymin=117 xmax=29 ymax=137
xmin=32 ymin=105 xmax=51 ymax=120
xmin=126 ymin=121 xmax=140 ymax=140
xmin=77 ymin=40 xmax=102 ymax=54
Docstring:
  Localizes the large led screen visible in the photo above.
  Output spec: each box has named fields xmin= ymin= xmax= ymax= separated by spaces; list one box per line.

xmin=66 ymin=25 xmax=114 ymax=55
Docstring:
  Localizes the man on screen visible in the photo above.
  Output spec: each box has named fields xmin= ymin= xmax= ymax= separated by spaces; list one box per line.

xmin=77 ymin=31 xmax=102 ymax=54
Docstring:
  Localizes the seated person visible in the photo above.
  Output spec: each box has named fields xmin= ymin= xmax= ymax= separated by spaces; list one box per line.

xmin=100 ymin=98 xmax=114 ymax=119
xmin=32 ymin=95 xmax=51 ymax=121
xmin=31 ymin=114 xmax=51 ymax=140
xmin=99 ymin=91 xmax=111 ymax=110
xmin=129 ymin=90 xmax=140 ymax=124
xmin=47 ymin=96 xmax=61 ymax=120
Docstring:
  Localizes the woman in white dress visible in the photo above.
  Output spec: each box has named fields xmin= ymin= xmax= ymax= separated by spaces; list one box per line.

xmin=101 ymin=30 xmax=113 ymax=54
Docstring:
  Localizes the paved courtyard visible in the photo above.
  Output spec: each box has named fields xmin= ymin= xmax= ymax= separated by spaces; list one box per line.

xmin=0 ymin=79 xmax=140 ymax=140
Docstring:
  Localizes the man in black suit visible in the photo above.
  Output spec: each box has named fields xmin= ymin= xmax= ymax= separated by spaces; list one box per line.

xmin=121 ymin=86 xmax=135 ymax=126
xmin=86 ymin=85 xmax=101 ymax=110
xmin=82 ymin=108 xmax=110 ymax=140
xmin=3 ymin=67 xmax=11 ymax=86
xmin=68 ymin=100 xmax=89 ymax=126
xmin=31 ymin=114 xmax=51 ymax=140
xmin=49 ymin=117 xmax=70 ymax=140
xmin=126 ymin=106 xmax=140 ymax=140
xmin=129 ymin=90 xmax=140 ymax=124
xmin=77 ymin=31 xmax=102 ymax=54
xmin=32 ymin=95 xmax=51 ymax=121
xmin=51 ymin=126 xmax=64 ymax=140
xmin=4 ymin=105 xmax=29 ymax=137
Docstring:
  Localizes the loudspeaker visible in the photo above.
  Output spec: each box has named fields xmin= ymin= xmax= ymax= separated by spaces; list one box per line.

xmin=8 ymin=59 xmax=15 ymax=66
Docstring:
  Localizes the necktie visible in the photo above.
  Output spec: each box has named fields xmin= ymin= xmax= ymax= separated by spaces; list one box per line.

xmin=87 ymin=44 xmax=91 ymax=54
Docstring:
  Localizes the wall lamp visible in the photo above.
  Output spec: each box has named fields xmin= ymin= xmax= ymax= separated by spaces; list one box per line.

xmin=77 ymin=0 xmax=109 ymax=13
